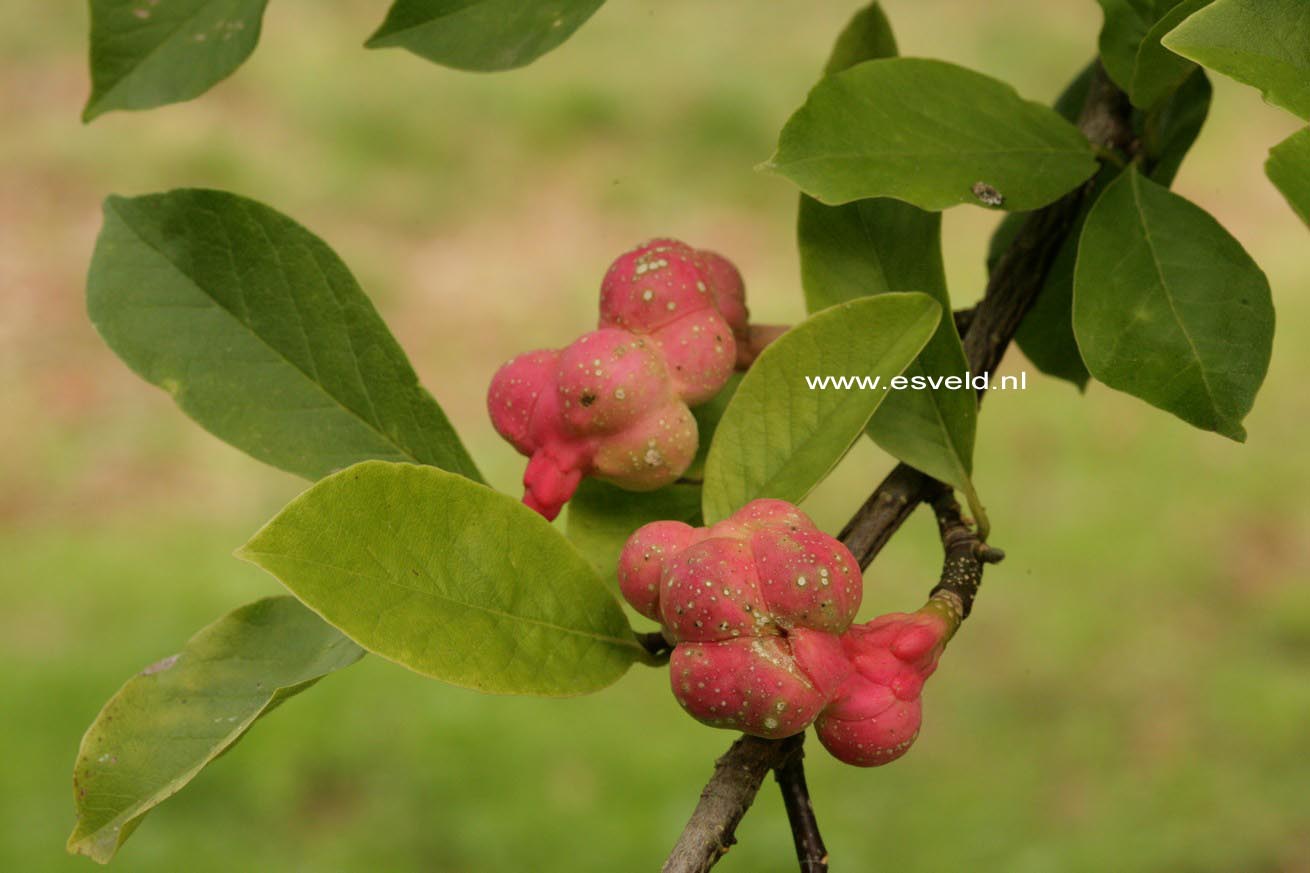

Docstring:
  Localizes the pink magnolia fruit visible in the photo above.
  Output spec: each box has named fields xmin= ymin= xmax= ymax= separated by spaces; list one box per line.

xmin=697 ymin=249 xmax=750 ymax=340
xmin=618 ymin=499 xmax=957 ymax=767
xmin=590 ymin=401 xmax=697 ymax=491
xmin=609 ymin=240 xmax=786 ymax=370
xmin=599 ymin=240 xmax=737 ymax=405
xmin=488 ymin=329 xmax=697 ymax=521
xmin=618 ymin=499 xmax=863 ymax=739
xmin=489 ymin=239 xmax=785 ymax=519
xmin=556 ymin=329 xmax=669 ymax=434
xmin=814 ymin=610 xmax=951 ymax=766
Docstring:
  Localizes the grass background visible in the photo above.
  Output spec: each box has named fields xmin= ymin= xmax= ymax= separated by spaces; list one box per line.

xmin=2 ymin=1 xmax=1308 ymax=870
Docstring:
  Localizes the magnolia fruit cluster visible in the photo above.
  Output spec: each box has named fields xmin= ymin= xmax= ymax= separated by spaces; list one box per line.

xmin=618 ymin=499 xmax=953 ymax=766
xmin=489 ymin=239 xmax=762 ymax=520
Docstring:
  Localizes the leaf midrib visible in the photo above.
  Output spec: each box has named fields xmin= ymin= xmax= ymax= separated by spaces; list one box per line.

xmin=1128 ymin=171 xmax=1222 ymax=416
xmin=241 ymin=549 xmax=641 ymax=652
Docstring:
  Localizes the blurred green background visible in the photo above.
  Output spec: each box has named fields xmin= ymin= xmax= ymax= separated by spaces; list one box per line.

xmin=2 ymin=1 xmax=1308 ymax=870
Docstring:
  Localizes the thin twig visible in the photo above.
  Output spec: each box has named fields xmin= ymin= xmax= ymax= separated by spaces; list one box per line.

xmin=662 ymin=61 xmax=1136 ymax=873
xmin=774 ymin=735 xmax=829 ymax=872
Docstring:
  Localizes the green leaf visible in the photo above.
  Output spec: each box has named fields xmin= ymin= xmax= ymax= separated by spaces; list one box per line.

xmin=1128 ymin=0 xmax=1212 ymax=108
xmin=1095 ymin=0 xmax=1178 ymax=92
xmin=67 ymin=597 xmax=363 ymax=863
xmin=88 ymin=189 xmax=482 ymax=483
xmin=566 ymin=480 xmax=702 ymax=588
xmin=765 ymin=58 xmax=1097 ymax=212
xmin=1143 ymin=68 xmax=1213 ymax=185
xmin=239 ymin=461 xmax=642 ymax=694
xmin=1162 ymin=0 xmax=1310 ymax=120
xmin=823 ymin=2 xmax=897 ymax=76
xmin=1073 ymin=168 xmax=1274 ymax=440
xmin=702 ymin=294 xmax=941 ymax=524
xmin=797 ymin=197 xmax=985 ymax=533
xmin=799 ymin=200 xmax=944 ymax=315
xmin=84 ymin=0 xmax=268 ymax=121
xmin=1267 ymin=127 xmax=1310 ymax=227
xmin=366 ymin=0 xmax=604 ymax=72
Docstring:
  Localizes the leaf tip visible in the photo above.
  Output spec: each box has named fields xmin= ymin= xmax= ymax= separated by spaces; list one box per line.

xmin=363 ymin=20 xmax=397 ymax=50
xmin=81 ymin=98 xmax=105 ymax=124
xmin=1219 ymin=421 xmax=1248 ymax=443
xmin=232 ymin=536 xmax=269 ymax=571
xmin=1157 ymin=25 xmax=1184 ymax=54
xmin=66 ymin=829 xmax=114 ymax=865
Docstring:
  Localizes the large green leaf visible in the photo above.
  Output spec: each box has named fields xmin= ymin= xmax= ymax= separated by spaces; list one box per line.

xmin=239 ymin=461 xmax=643 ymax=694
xmin=765 ymin=58 xmax=1097 ymax=212
xmin=702 ymin=294 xmax=940 ymax=524
xmin=1162 ymin=0 xmax=1310 ymax=120
xmin=1129 ymin=0 xmax=1212 ymax=108
xmin=1095 ymin=0 xmax=1178 ymax=94
xmin=1072 ymin=168 xmax=1274 ymax=440
xmin=799 ymin=199 xmax=943 ymax=315
xmin=566 ymin=479 xmax=702 ymax=589
xmin=1267 ymin=127 xmax=1310 ymax=227
xmin=84 ymin=0 xmax=268 ymax=121
xmin=366 ymin=0 xmax=604 ymax=71
xmin=67 ymin=597 xmax=363 ymax=863
xmin=88 ymin=189 xmax=481 ymax=483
